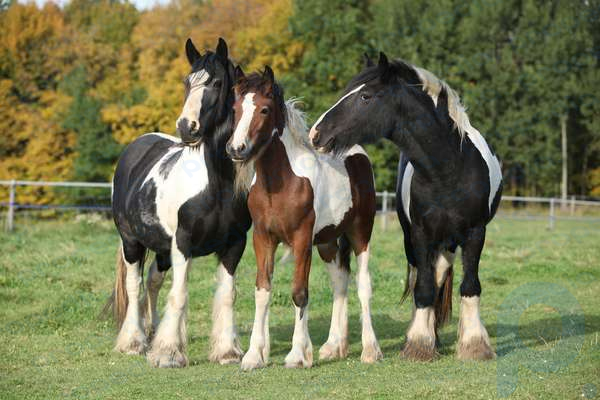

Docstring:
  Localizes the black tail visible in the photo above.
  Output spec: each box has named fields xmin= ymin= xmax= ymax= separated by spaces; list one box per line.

xmin=338 ymin=235 xmax=352 ymax=271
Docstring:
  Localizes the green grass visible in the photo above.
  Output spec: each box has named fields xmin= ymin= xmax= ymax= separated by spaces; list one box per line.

xmin=1 ymin=216 xmax=599 ymax=399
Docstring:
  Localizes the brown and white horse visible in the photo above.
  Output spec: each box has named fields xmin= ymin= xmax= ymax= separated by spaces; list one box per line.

xmin=226 ymin=66 xmax=383 ymax=370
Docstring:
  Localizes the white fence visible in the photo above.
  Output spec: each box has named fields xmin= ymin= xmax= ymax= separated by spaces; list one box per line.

xmin=2 ymin=180 xmax=600 ymax=232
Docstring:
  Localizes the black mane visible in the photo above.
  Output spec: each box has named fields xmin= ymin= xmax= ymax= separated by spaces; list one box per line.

xmin=343 ymin=59 xmax=422 ymax=94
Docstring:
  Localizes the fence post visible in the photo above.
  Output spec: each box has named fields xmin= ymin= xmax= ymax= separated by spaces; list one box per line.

xmin=570 ymin=195 xmax=575 ymax=216
xmin=549 ymin=198 xmax=555 ymax=230
xmin=381 ymin=191 xmax=388 ymax=231
xmin=6 ymin=179 xmax=16 ymax=232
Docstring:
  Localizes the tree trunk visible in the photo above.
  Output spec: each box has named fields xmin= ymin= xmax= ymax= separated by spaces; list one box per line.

xmin=561 ymin=114 xmax=568 ymax=210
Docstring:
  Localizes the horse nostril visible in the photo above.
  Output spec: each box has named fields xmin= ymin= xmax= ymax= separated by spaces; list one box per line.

xmin=190 ymin=121 xmax=197 ymax=131
xmin=239 ymin=143 xmax=246 ymax=152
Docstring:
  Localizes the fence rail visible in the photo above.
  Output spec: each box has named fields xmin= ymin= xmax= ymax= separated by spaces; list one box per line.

xmin=2 ymin=180 xmax=600 ymax=232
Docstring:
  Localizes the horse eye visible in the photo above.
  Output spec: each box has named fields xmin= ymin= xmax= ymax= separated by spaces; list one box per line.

xmin=361 ymin=93 xmax=372 ymax=101
xmin=260 ymin=107 xmax=270 ymax=115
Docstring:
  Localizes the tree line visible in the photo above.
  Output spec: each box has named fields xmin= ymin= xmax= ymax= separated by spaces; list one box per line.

xmin=1 ymin=0 xmax=598 ymax=205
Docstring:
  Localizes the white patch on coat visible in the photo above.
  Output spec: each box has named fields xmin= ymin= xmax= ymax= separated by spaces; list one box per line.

xmin=115 ymin=248 xmax=146 ymax=353
xmin=142 ymin=132 xmax=181 ymax=143
xmin=148 ymin=236 xmax=190 ymax=366
xmin=458 ymin=296 xmax=490 ymax=343
xmin=321 ymin=259 xmax=349 ymax=356
xmin=231 ymin=93 xmax=256 ymax=149
xmin=356 ymin=247 xmax=382 ymax=361
xmin=309 ymin=84 xmax=366 ymax=139
xmin=241 ymin=288 xmax=271 ymax=370
xmin=401 ymin=162 xmax=414 ymax=223
xmin=176 ymin=70 xmax=209 ymax=131
xmin=210 ymin=263 xmax=242 ymax=363
xmin=281 ymin=102 xmax=369 ymax=238
xmin=434 ymin=251 xmax=455 ymax=287
xmin=141 ymin=145 xmax=209 ymax=237
xmin=284 ymin=305 xmax=313 ymax=368
xmin=406 ymin=306 xmax=435 ymax=343
xmin=465 ymin=128 xmax=502 ymax=211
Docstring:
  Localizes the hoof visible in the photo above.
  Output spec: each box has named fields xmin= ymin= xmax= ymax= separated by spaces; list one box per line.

xmin=210 ymin=347 xmax=244 ymax=365
xmin=457 ymin=337 xmax=496 ymax=360
xmin=147 ymin=346 xmax=188 ymax=368
xmin=240 ymin=350 xmax=266 ymax=371
xmin=115 ymin=330 xmax=147 ymax=355
xmin=361 ymin=341 xmax=383 ymax=364
xmin=284 ymin=346 xmax=313 ymax=368
xmin=401 ymin=337 xmax=437 ymax=361
xmin=319 ymin=340 xmax=348 ymax=361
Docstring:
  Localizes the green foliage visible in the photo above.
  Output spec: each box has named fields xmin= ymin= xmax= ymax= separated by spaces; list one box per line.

xmin=0 ymin=0 xmax=598 ymax=198
xmin=285 ymin=0 xmax=372 ymax=117
xmin=61 ymin=65 xmax=120 ymax=183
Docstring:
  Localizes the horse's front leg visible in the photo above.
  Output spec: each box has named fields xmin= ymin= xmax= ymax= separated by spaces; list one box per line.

xmin=241 ymin=230 xmax=276 ymax=371
xmin=209 ymin=238 xmax=246 ymax=365
xmin=457 ymin=226 xmax=495 ymax=360
xmin=147 ymin=236 xmax=191 ymax=368
xmin=401 ymin=231 xmax=438 ymax=361
xmin=284 ymin=230 xmax=314 ymax=368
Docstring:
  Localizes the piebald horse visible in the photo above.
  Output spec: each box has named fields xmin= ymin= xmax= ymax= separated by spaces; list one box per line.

xmin=310 ymin=53 xmax=502 ymax=361
xmin=226 ymin=66 xmax=382 ymax=370
xmin=110 ymin=38 xmax=251 ymax=367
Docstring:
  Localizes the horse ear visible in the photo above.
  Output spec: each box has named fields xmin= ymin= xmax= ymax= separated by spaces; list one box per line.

xmin=378 ymin=51 xmax=389 ymax=68
xmin=363 ymin=52 xmax=374 ymax=68
xmin=234 ymin=65 xmax=246 ymax=82
xmin=185 ymin=38 xmax=201 ymax=66
xmin=263 ymin=65 xmax=275 ymax=83
xmin=216 ymin=37 xmax=228 ymax=62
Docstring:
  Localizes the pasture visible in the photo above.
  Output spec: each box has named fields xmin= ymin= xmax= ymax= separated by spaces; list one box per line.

xmin=1 ymin=216 xmax=599 ymax=399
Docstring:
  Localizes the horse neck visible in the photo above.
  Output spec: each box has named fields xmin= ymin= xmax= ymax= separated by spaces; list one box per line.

xmin=253 ymin=133 xmax=295 ymax=194
xmin=389 ymin=95 xmax=462 ymax=182
xmin=205 ymin=113 xmax=236 ymax=183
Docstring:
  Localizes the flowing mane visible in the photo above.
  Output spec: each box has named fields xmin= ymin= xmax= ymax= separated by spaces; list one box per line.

xmin=283 ymin=98 xmax=312 ymax=148
xmin=345 ymin=59 xmax=474 ymax=139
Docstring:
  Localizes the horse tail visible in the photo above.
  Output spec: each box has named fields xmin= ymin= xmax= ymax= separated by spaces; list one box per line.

xmin=435 ymin=266 xmax=453 ymax=329
xmin=400 ymin=263 xmax=412 ymax=304
xmin=339 ymin=234 xmax=351 ymax=272
xmin=101 ymin=245 xmax=144 ymax=329
xmin=113 ymin=246 xmax=129 ymax=329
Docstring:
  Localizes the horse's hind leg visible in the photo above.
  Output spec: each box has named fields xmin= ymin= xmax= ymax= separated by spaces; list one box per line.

xmin=209 ymin=238 xmax=246 ymax=365
xmin=115 ymin=241 xmax=147 ymax=355
xmin=351 ymin=239 xmax=383 ymax=363
xmin=141 ymin=254 xmax=168 ymax=338
xmin=457 ymin=226 xmax=495 ymax=360
xmin=317 ymin=240 xmax=349 ymax=361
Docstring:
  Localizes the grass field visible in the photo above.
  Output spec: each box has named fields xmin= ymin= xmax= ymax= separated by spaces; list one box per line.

xmin=1 ymin=216 xmax=599 ymax=399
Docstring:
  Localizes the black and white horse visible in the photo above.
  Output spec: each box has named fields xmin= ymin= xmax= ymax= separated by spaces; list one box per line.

xmin=309 ymin=53 xmax=502 ymax=361
xmin=110 ymin=38 xmax=251 ymax=368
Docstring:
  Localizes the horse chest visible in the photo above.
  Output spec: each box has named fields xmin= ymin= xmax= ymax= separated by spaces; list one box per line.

xmin=140 ymin=146 xmax=210 ymax=237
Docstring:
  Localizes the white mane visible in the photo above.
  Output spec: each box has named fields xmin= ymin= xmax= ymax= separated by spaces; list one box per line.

xmin=283 ymin=98 xmax=313 ymax=150
xmin=414 ymin=66 xmax=473 ymax=140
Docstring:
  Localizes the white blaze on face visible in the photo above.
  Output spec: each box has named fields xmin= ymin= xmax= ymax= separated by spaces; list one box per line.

xmin=230 ymin=93 xmax=256 ymax=149
xmin=176 ymin=70 xmax=209 ymax=130
xmin=308 ymin=84 xmax=365 ymax=140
